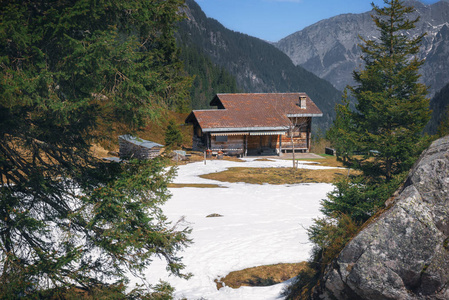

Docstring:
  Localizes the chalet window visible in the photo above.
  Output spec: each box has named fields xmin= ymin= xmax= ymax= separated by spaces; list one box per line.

xmin=215 ymin=135 xmax=228 ymax=142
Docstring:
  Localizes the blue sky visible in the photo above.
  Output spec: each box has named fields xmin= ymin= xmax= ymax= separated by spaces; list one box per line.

xmin=195 ymin=0 xmax=440 ymax=42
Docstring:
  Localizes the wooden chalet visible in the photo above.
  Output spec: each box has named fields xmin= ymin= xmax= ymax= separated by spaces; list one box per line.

xmin=185 ymin=93 xmax=323 ymax=156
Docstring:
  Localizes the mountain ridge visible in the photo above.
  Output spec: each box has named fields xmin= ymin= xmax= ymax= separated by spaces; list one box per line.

xmin=275 ymin=0 xmax=449 ymax=96
xmin=177 ymin=0 xmax=343 ymax=130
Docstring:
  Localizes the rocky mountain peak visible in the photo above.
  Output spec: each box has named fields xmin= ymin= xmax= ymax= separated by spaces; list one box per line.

xmin=275 ymin=1 xmax=449 ymax=96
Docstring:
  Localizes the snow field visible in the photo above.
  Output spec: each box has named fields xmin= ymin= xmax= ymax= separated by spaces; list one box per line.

xmin=133 ymin=158 xmax=335 ymax=299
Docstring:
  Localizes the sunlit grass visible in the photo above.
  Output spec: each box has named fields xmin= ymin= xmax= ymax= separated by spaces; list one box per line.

xmin=200 ymin=166 xmax=355 ymax=184
xmin=214 ymin=262 xmax=310 ymax=289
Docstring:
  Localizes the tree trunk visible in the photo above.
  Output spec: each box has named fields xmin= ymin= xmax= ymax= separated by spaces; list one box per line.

xmin=291 ymin=131 xmax=296 ymax=169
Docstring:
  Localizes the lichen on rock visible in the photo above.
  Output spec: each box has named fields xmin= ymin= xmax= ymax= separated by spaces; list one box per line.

xmin=315 ymin=135 xmax=449 ymax=300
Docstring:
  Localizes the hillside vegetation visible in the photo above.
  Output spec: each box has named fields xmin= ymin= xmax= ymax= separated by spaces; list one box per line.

xmin=0 ymin=1 xmax=191 ymax=298
xmin=426 ymin=81 xmax=449 ymax=134
xmin=177 ymin=0 xmax=342 ymax=130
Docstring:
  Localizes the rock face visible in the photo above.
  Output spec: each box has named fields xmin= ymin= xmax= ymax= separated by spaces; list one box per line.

xmin=315 ymin=135 xmax=449 ymax=300
xmin=275 ymin=0 xmax=449 ymax=96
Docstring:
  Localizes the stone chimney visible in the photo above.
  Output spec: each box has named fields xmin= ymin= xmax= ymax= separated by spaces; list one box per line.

xmin=300 ymin=95 xmax=307 ymax=109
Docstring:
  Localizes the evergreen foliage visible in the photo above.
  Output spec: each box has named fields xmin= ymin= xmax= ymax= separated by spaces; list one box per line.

xmin=284 ymin=214 xmax=361 ymax=300
xmin=437 ymin=105 xmax=449 ymax=138
xmin=330 ymin=0 xmax=431 ymax=181
xmin=165 ymin=120 xmax=183 ymax=149
xmin=326 ymin=90 xmax=358 ymax=163
xmin=287 ymin=1 xmax=431 ymax=298
xmin=0 ymin=0 xmax=191 ymax=297
xmin=321 ymin=175 xmax=404 ymax=223
xmin=178 ymin=0 xmax=342 ymax=130
xmin=426 ymin=81 xmax=449 ymax=135
xmin=178 ymin=44 xmax=240 ymax=109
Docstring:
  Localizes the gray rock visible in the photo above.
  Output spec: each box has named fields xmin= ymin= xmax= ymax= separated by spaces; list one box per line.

xmin=315 ymin=135 xmax=449 ymax=299
xmin=275 ymin=1 xmax=449 ymax=97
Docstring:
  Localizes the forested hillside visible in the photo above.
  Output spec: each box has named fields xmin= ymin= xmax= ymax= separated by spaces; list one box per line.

xmin=177 ymin=0 xmax=342 ymax=130
xmin=178 ymin=44 xmax=240 ymax=109
xmin=426 ymin=82 xmax=449 ymax=134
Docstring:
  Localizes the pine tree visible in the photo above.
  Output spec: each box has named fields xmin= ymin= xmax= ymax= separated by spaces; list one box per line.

xmin=323 ymin=0 xmax=431 ymax=237
xmin=437 ymin=105 xmax=449 ymax=137
xmin=165 ymin=120 xmax=183 ymax=149
xmin=288 ymin=3 xmax=432 ymax=297
xmin=347 ymin=0 xmax=431 ymax=181
xmin=0 ymin=0 xmax=191 ymax=297
xmin=326 ymin=90 xmax=358 ymax=164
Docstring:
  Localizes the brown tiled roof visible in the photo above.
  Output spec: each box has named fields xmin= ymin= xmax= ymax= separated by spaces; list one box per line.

xmin=186 ymin=93 xmax=322 ymax=132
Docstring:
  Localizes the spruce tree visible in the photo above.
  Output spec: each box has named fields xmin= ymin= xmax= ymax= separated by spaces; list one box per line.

xmin=0 ymin=0 xmax=191 ymax=297
xmin=326 ymin=90 xmax=358 ymax=164
xmin=325 ymin=0 xmax=431 ymax=228
xmin=287 ymin=3 xmax=432 ymax=298
xmin=165 ymin=120 xmax=183 ymax=149
xmin=348 ymin=0 xmax=431 ymax=181
xmin=437 ymin=105 xmax=449 ymax=137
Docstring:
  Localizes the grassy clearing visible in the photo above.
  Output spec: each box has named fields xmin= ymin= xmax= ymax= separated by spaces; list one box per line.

xmin=168 ymin=183 xmax=224 ymax=188
xmin=200 ymin=167 xmax=354 ymax=184
xmin=214 ymin=262 xmax=310 ymax=289
xmin=296 ymin=155 xmax=346 ymax=168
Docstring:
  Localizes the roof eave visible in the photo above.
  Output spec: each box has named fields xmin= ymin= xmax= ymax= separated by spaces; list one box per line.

xmin=286 ymin=113 xmax=323 ymax=117
xmin=202 ymin=126 xmax=289 ymax=132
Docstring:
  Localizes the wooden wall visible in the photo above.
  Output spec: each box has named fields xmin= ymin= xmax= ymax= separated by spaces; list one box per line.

xmin=119 ymin=140 xmax=161 ymax=160
xmin=280 ymin=117 xmax=311 ymax=152
xmin=192 ymin=124 xmax=208 ymax=151
xmin=211 ymin=135 xmax=244 ymax=155
xmin=191 ymin=116 xmax=313 ymax=154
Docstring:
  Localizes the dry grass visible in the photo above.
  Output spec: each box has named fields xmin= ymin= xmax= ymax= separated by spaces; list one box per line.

xmin=310 ymin=138 xmax=331 ymax=154
xmin=132 ymin=111 xmax=192 ymax=149
xmin=254 ymin=158 xmax=274 ymax=162
xmin=93 ymin=111 xmax=192 ymax=152
xmin=200 ymin=166 xmax=355 ymax=184
xmin=206 ymin=213 xmax=223 ymax=218
xmin=296 ymin=155 xmax=346 ymax=168
xmin=90 ymin=144 xmax=112 ymax=159
xmin=214 ymin=262 xmax=309 ymax=289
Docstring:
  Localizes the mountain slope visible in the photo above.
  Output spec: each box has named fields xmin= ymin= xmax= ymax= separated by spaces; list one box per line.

xmin=275 ymin=0 xmax=449 ymax=96
xmin=177 ymin=0 xmax=343 ymax=130
xmin=178 ymin=43 xmax=241 ymax=110
xmin=426 ymin=81 xmax=449 ymax=134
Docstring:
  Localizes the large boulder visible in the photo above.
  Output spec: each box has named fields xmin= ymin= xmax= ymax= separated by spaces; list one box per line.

xmin=315 ymin=136 xmax=449 ymax=299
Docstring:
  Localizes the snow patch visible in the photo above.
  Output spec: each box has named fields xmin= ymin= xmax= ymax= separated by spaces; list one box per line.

xmin=130 ymin=158 xmax=334 ymax=299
